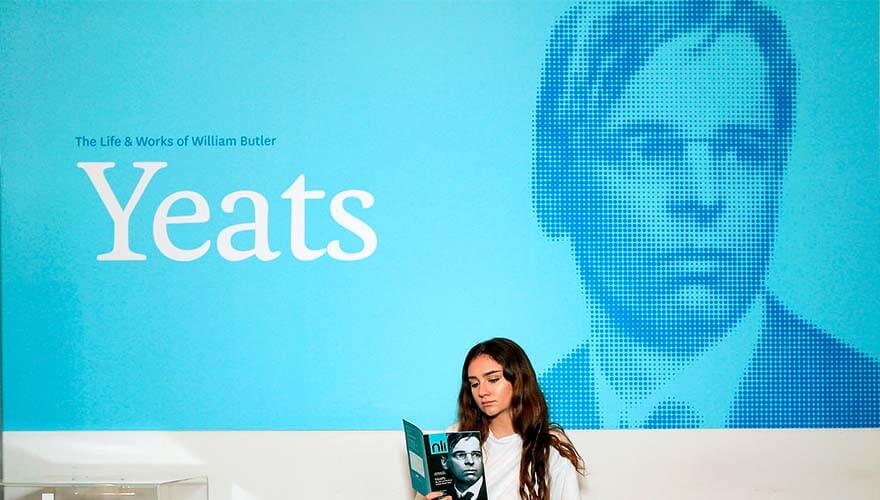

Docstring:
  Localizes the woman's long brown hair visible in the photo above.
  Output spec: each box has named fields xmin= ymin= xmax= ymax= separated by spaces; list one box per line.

xmin=457 ymin=337 xmax=584 ymax=500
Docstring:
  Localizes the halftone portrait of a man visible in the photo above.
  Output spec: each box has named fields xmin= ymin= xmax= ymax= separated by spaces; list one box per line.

xmin=533 ymin=0 xmax=879 ymax=429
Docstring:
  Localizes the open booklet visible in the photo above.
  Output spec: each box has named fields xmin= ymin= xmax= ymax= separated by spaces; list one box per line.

xmin=402 ymin=419 xmax=488 ymax=500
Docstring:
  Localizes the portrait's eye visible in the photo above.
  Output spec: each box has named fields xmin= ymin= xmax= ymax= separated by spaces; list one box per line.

xmin=453 ymin=452 xmax=467 ymax=460
xmin=623 ymin=122 xmax=684 ymax=166
xmin=716 ymin=126 xmax=771 ymax=167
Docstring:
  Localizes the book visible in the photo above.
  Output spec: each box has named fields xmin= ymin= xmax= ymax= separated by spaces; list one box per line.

xmin=402 ymin=419 xmax=488 ymax=500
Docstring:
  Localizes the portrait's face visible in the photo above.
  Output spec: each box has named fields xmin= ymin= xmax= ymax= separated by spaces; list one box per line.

xmin=446 ymin=436 xmax=483 ymax=488
xmin=571 ymin=32 xmax=781 ymax=352
xmin=468 ymin=354 xmax=513 ymax=419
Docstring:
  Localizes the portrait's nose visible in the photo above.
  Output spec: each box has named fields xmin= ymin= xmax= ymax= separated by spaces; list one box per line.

xmin=478 ymin=384 xmax=491 ymax=398
xmin=464 ymin=454 xmax=475 ymax=465
xmin=667 ymin=140 xmax=724 ymax=226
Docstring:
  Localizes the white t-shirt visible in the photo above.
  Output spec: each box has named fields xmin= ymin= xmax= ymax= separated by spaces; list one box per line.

xmin=415 ymin=429 xmax=582 ymax=500
xmin=482 ymin=431 xmax=581 ymax=500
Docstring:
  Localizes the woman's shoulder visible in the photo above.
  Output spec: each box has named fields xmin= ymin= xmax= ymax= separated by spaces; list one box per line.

xmin=547 ymin=442 xmax=570 ymax=466
xmin=548 ymin=425 xmax=575 ymax=447
xmin=547 ymin=427 xmax=582 ymax=471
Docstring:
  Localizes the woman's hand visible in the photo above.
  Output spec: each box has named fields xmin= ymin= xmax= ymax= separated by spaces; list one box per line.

xmin=424 ymin=492 xmax=451 ymax=500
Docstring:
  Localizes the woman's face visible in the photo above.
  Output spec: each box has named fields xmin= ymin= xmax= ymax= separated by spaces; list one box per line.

xmin=467 ymin=354 xmax=513 ymax=418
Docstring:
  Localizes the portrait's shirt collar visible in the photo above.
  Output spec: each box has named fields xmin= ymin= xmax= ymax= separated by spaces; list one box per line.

xmin=455 ymin=476 xmax=484 ymax=499
xmin=588 ymin=294 xmax=764 ymax=428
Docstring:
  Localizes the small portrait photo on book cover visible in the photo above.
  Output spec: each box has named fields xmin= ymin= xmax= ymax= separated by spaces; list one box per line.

xmin=439 ymin=431 xmax=487 ymax=500
xmin=403 ymin=421 xmax=487 ymax=500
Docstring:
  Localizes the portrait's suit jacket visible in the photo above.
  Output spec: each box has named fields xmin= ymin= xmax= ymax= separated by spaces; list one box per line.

xmin=451 ymin=481 xmax=487 ymax=500
xmin=541 ymin=294 xmax=880 ymax=428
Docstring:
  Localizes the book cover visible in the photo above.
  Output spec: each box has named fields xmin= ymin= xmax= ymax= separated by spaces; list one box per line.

xmin=403 ymin=420 xmax=487 ymax=500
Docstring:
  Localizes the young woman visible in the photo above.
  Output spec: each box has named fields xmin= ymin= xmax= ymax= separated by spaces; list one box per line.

xmin=426 ymin=337 xmax=584 ymax=500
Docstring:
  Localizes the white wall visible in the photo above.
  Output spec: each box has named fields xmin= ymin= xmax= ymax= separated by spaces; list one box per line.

xmin=4 ymin=429 xmax=879 ymax=500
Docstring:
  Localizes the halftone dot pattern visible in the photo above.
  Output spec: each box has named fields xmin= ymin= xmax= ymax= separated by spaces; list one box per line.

xmin=644 ymin=400 xmax=703 ymax=429
xmin=533 ymin=1 xmax=879 ymax=429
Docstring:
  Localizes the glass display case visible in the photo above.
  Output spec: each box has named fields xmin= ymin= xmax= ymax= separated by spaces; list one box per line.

xmin=0 ymin=477 xmax=208 ymax=500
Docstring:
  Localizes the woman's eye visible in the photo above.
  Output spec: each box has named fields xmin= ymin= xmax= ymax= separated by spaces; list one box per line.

xmin=488 ymin=378 xmax=500 ymax=383
xmin=470 ymin=383 xmax=478 ymax=388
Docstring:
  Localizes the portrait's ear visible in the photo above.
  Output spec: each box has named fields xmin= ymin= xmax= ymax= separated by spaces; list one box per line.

xmin=532 ymin=157 xmax=576 ymax=240
xmin=534 ymin=176 xmax=587 ymax=240
xmin=533 ymin=109 xmax=573 ymax=241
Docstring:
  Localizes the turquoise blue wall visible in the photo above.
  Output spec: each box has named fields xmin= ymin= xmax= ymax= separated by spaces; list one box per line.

xmin=1 ymin=1 xmax=876 ymax=430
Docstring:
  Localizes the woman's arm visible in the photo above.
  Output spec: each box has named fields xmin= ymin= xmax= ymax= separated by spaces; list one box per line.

xmin=548 ymin=442 xmax=583 ymax=500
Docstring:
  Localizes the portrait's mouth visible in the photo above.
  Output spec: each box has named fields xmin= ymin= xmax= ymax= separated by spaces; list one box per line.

xmin=481 ymin=401 xmax=495 ymax=408
xmin=660 ymin=249 xmax=736 ymax=277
